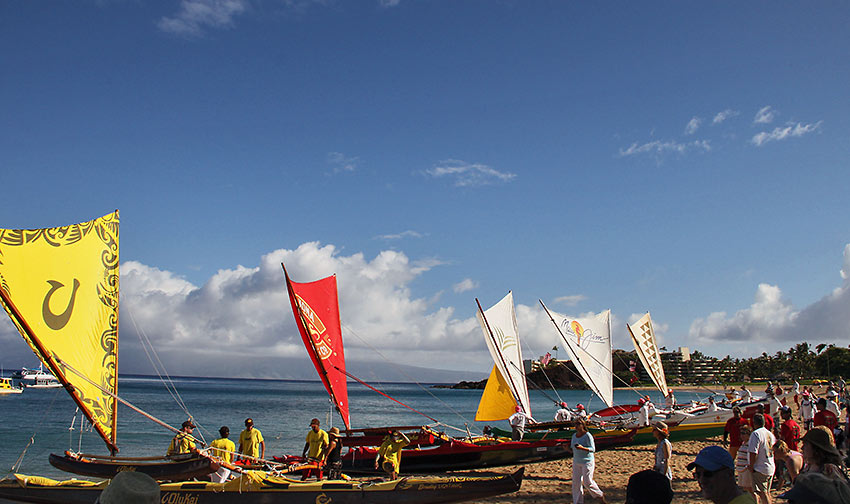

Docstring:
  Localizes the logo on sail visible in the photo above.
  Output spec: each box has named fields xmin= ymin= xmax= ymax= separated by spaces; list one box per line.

xmin=492 ymin=326 xmax=517 ymax=351
xmin=295 ymin=295 xmax=333 ymax=360
xmin=562 ymin=319 xmax=604 ymax=350
xmin=42 ymin=279 xmax=80 ymax=330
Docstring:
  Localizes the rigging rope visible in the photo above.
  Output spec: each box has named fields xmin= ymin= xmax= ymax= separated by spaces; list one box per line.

xmin=125 ymin=303 xmax=207 ymax=445
xmin=342 ymin=323 xmax=472 ymax=425
xmin=9 ymin=386 xmax=62 ymax=475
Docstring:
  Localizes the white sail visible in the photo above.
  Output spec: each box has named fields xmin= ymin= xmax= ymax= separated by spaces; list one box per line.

xmin=477 ymin=292 xmax=531 ymax=416
xmin=628 ymin=312 xmax=669 ymax=397
xmin=543 ymin=304 xmax=613 ymax=408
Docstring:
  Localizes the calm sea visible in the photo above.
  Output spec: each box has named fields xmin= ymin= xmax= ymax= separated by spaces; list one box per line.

xmin=0 ymin=375 xmax=709 ymax=480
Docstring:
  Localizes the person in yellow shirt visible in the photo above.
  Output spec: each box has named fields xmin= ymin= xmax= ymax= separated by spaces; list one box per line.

xmin=209 ymin=426 xmax=236 ymax=483
xmin=238 ymin=418 xmax=265 ymax=462
xmin=302 ymin=418 xmax=329 ymax=480
xmin=375 ymin=430 xmax=410 ymax=479
xmin=167 ymin=421 xmax=197 ymax=456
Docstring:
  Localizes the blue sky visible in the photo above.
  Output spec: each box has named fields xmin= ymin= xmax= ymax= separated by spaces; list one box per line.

xmin=1 ymin=1 xmax=849 ymax=380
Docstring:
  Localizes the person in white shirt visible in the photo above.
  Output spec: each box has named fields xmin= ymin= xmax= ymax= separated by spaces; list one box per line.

xmin=554 ymin=402 xmax=572 ymax=422
xmin=747 ymin=413 xmax=776 ymax=504
xmin=707 ymin=396 xmax=720 ymax=412
xmin=575 ymin=404 xmax=588 ymax=419
xmin=741 ymin=385 xmax=754 ymax=403
xmin=800 ymin=391 xmax=815 ymax=430
xmin=508 ymin=405 xmax=534 ymax=441
xmin=635 ymin=398 xmax=651 ymax=427
xmin=664 ymin=390 xmax=677 ymax=409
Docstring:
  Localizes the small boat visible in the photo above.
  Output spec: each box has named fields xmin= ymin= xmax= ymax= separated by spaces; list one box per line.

xmin=13 ymin=365 xmax=61 ymax=388
xmin=48 ymin=451 xmax=219 ymax=481
xmin=0 ymin=467 xmax=524 ymax=504
xmin=0 ymin=377 xmax=23 ymax=395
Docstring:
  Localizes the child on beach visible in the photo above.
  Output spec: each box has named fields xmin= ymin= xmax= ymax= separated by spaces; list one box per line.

xmin=735 ymin=424 xmax=753 ymax=495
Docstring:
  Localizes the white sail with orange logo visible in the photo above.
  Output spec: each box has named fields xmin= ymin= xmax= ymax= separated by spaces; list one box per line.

xmin=628 ymin=312 xmax=669 ymax=398
xmin=283 ymin=266 xmax=350 ymax=430
xmin=541 ymin=303 xmax=613 ymax=408
xmin=0 ymin=212 xmax=120 ymax=452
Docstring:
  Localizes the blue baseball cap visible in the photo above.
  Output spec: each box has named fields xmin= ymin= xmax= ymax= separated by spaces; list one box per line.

xmin=686 ymin=446 xmax=735 ymax=471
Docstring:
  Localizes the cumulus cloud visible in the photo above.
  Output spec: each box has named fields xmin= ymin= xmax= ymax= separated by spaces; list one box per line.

xmin=327 ymin=152 xmax=360 ymax=173
xmin=751 ymin=121 xmax=823 ymax=147
xmin=689 ymin=243 xmax=850 ymax=349
xmin=453 ymin=278 xmax=478 ymax=293
xmin=754 ymin=106 xmax=777 ymax=124
xmin=157 ymin=0 xmax=248 ymax=37
xmin=619 ymin=139 xmax=711 ymax=157
xmin=424 ymin=159 xmax=516 ymax=187
xmin=685 ymin=117 xmax=702 ymax=135
xmin=713 ymin=109 xmax=739 ymax=124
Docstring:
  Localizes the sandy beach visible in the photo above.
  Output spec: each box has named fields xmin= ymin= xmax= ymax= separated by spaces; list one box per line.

xmin=467 ymin=386 xmax=821 ymax=504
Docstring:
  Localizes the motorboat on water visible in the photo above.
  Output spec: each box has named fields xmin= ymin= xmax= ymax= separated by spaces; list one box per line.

xmin=0 ymin=377 xmax=23 ymax=395
xmin=13 ymin=365 xmax=62 ymax=388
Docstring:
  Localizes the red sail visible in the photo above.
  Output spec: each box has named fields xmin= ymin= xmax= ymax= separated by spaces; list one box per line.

xmin=283 ymin=266 xmax=350 ymax=430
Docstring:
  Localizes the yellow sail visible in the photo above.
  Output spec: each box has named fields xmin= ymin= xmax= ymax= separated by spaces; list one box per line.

xmin=474 ymin=365 xmax=518 ymax=421
xmin=0 ymin=211 xmax=119 ymax=451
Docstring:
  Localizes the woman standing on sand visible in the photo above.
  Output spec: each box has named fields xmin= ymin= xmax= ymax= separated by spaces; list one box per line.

xmin=569 ymin=418 xmax=608 ymax=504
xmin=653 ymin=421 xmax=673 ymax=481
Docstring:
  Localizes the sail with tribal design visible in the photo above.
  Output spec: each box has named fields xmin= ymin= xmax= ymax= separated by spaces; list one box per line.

xmin=628 ymin=312 xmax=669 ymax=397
xmin=282 ymin=265 xmax=350 ymax=430
xmin=0 ymin=211 xmax=120 ymax=452
xmin=475 ymin=291 xmax=531 ymax=421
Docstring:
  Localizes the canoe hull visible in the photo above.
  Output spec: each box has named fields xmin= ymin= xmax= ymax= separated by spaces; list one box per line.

xmin=0 ymin=468 xmax=524 ymax=504
xmin=48 ymin=452 xmax=217 ymax=481
xmin=491 ymin=421 xmax=724 ymax=446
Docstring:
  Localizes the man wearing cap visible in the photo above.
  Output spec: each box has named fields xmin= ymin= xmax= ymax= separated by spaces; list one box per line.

xmin=209 ymin=426 xmax=236 ymax=483
xmin=320 ymin=427 xmax=343 ymax=480
xmin=687 ymin=446 xmax=755 ymax=504
xmin=238 ymin=418 xmax=265 ymax=462
xmin=635 ymin=398 xmax=650 ymax=428
xmin=555 ymin=402 xmax=572 ymax=422
xmin=167 ymin=420 xmax=198 ymax=456
xmin=724 ymin=406 xmax=748 ymax=460
xmin=747 ymin=413 xmax=776 ymax=504
xmin=375 ymin=430 xmax=411 ymax=479
xmin=302 ymin=418 xmax=329 ymax=479
xmin=508 ymin=405 xmax=534 ymax=441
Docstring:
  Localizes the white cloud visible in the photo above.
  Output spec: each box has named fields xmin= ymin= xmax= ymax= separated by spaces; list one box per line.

xmin=754 ymin=106 xmax=777 ymax=124
xmin=713 ymin=109 xmax=739 ymax=124
xmin=375 ymin=230 xmax=424 ymax=240
xmin=453 ymin=278 xmax=478 ymax=293
xmin=157 ymin=0 xmax=248 ymax=37
xmin=553 ymin=295 xmax=586 ymax=307
xmin=751 ymin=121 xmax=823 ymax=147
xmin=619 ymin=139 xmax=711 ymax=157
xmin=327 ymin=152 xmax=360 ymax=173
xmin=424 ymin=159 xmax=516 ymax=187
xmin=689 ymin=243 xmax=850 ymax=348
xmin=685 ymin=117 xmax=702 ymax=135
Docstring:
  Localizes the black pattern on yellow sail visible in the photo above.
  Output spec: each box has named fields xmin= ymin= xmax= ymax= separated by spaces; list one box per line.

xmin=0 ymin=211 xmax=119 ymax=451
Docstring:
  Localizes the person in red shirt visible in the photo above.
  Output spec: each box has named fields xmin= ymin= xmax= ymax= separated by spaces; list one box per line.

xmin=753 ymin=403 xmax=774 ymax=431
xmin=723 ymin=406 xmax=747 ymax=460
xmin=779 ymin=406 xmax=801 ymax=451
xmin=813 ymin=398 xmax=838 ymax=431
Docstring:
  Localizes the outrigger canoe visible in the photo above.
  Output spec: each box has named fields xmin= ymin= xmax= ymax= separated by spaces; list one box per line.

xmin=0 ymin=467 xmax=524 ymax=504
xmin=48 ymin=451 xmax=219 ymax=481
xmin=491 ymin=419 xmax=725 ymax=446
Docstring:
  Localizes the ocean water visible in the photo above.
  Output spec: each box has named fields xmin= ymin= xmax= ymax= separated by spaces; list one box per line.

xmin=0 ymin=375 xmax=710 ymax=480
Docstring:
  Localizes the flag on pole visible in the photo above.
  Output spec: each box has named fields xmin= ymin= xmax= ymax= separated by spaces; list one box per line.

xmin=541 ymin=352 xmax=552 ymax=367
